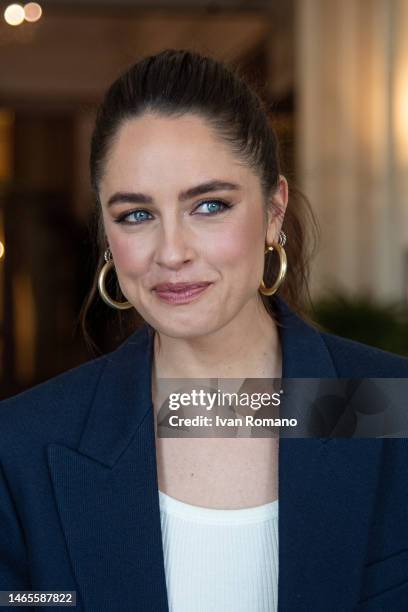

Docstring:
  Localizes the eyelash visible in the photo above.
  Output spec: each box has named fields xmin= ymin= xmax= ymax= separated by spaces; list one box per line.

xmin=113 ymin=199 xmax=233 ymax=225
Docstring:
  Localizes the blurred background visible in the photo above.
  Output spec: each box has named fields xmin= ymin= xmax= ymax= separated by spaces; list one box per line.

xmin=1 ymin=0 xmax=408 ymax=399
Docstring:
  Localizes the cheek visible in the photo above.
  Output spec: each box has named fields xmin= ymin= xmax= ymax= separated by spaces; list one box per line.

xmin=106 ymin=231 xmax=149 ymax=279
xmin=209 ymin=216 xmax=264 ymax=273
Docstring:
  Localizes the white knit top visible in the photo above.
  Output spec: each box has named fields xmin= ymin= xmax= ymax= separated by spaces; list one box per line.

xmin=158 ymin=490 xmax=279 ymax=612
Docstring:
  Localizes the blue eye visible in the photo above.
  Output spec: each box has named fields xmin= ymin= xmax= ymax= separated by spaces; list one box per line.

xmin=115 ymin=210 xmax=153 ymax=225
xmin=194 ymin=200 xmax=231 ymax=215
xmin=114 ymin=199 xmax=231 ymax=225
xmin=127 ymin=210 xmax=152 ymax=223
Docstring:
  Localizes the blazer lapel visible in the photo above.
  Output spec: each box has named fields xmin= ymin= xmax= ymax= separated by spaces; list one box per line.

xmin=274 ymin=297 xmax=384 ymax=610
xmin=47 ymin=324 xmax=169 ymax=612
xmin=47 ymin=297 xmax=384 ymax=612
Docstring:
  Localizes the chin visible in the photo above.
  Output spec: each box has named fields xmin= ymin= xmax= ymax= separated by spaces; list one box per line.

xmin=151 ymin=314 xmax=221 ymax=340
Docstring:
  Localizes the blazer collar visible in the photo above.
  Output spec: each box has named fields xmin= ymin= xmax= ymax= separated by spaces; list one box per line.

xmin=273 ymin=296 xmax=338 ymax=377
xmin=47 ymin=296 xmax=383 ymax=611
xmin=76 ymin=296 xmax=338 ymax=468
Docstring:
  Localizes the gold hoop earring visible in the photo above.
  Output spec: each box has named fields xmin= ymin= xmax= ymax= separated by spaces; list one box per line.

xmin=259 ymin=232 xmax=287 ymax=296
xmin=98 ymin=249 xmax=133 ymax=310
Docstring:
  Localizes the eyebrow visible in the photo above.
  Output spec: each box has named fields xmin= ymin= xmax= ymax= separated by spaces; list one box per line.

xmin=106 ymin=180 xmax=241 ymax=207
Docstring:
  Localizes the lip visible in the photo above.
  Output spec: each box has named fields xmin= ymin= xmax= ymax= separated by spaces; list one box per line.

xmin=153 ymin=282 xmax=213 ymax=305
xmin=153 ymin=282 xmax=212 ymax=292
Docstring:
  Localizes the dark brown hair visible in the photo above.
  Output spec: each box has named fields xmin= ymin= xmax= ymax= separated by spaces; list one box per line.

xmin=81 ymin=48 xmax=320 ymax=350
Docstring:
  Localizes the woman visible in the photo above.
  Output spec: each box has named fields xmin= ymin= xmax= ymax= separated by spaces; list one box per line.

xmin=1 ymin=49 xmax=408 ymax=612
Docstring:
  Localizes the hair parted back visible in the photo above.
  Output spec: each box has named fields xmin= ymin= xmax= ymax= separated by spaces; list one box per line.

xmin=81 ymin=48 xmax=320 ymax=350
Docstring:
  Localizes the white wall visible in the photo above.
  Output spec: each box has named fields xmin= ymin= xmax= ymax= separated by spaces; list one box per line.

xmin=295 ymin=0 xmax=408 ymax=302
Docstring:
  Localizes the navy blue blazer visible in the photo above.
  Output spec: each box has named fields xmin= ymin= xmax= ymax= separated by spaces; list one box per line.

xmin=1 ymin=296 xmax=408 ymax=612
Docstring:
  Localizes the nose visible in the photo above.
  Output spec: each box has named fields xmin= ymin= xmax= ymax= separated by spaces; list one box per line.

xmin=154 ymin=220 xmax=195 ymax=269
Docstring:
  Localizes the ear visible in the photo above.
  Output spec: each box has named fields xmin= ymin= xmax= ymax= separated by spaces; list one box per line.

xmin=265 ymin=175 xmax=288 ymax=246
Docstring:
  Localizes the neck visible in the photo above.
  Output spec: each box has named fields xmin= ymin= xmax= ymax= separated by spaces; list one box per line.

xmin=152 ymin=297 xmax=282 ymax=381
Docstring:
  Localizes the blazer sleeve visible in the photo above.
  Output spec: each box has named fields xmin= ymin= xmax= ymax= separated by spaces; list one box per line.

xmin=0 ymin=460 xmax=31 ymax=589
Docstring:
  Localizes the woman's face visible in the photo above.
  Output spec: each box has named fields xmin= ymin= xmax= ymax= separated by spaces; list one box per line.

xmin=99 ymin=112 xmax=287 ymax=338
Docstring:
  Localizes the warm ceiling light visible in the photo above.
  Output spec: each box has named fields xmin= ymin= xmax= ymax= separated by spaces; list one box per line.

xmin=24 ymin=2 xmax=42 ymax=23
xmin=4 ymin=3 xmax=25 ymax=26
xmin=0 ymin=241 xmax=5 ymax=260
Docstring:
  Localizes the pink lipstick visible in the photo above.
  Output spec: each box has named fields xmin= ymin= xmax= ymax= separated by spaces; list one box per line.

xmin=153 ymin=282 xmax=213 ymax=305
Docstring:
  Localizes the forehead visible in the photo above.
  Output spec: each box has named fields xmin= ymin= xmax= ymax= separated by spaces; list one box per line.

xmin=109 ymin=112 xmax=232 ymax=157
xmin=101 ymin=112 xmax=255 ymax=191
